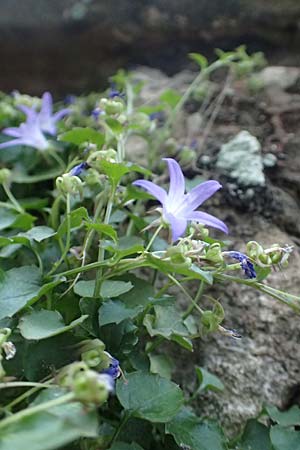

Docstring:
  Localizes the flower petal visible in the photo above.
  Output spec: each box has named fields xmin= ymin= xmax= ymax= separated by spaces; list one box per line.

xmin=181 ymin=180 xmax=222 ymax=213
xmin=2 ymin=127 xmax=22 ymax=137
xmin=133 ymin=180 xmax=167 ymax=205
xmin=187 ymin=211 xmax=228 ymax=233
xmin=18 ymin=105 xmax=37 ymax=121
xmin=40 ymin=92 xmax=53 ymax=116
xmin=163 ymin=158 xmax=185 ymax=205
xmin=164 ymin=211 xmax=187 ymax=242
xmin=0 ymin=139 xmax=23 ymax=149
xmin=52 ymin=108 xmax=71 ymax=122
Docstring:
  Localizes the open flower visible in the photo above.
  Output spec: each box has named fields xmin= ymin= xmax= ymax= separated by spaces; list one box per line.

xmin=36 ymin=92 xmax=70 ymax=135
xmin=133 ymin=158 xmax=228 ymax=241
xmin=0 ymin=113 xmax=49 ymax=151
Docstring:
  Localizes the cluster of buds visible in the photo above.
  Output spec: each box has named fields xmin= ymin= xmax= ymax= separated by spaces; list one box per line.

xmin=0 ymin=168 xmax=11 ymax=185
xmin=78 ymin=339 xmax=121 ymax=378
xmin=56 ymin=173 xmax=84 ymax=196
xmin=87 ymin=148 xmax=117 ymax=171
xmin=99 ymin=97 xmax=125 ymax=116
xmin=58 ymin=361 xmax=114 ymax=406
xmin=246 ymin=241 xmax=293 ymax=268
xmin=0 ymin=328 xmax=16 ymax=379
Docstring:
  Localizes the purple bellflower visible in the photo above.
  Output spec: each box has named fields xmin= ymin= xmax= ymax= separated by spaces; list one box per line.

xmin=223 ymin=251 xmax=256 ymax=279
xmin=69 ymin=162 xmax=89 ymax=176
xmin=0 ymin=112 xmax=48 ymax=151
xmin=101 ymin=352 xmax=121 ymax=379
xmin=33 ymin=92 xmax=70 ymax=135
xmin=133 ymin=158 xmax=228 ymax=242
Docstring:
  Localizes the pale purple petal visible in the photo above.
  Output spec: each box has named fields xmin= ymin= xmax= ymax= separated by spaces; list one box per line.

xmin=133 ymin=180 xmax=167 ymax=205
xmin=181 ymin=180 xmax=222 ymax=213
xmin=0 ymin=139 xmax=24 ymax=149
xmin=52 ymin=108 xmax=71 ymax=122
xmin=41 ymin=92 xmax=53 ymax=116
xmin=2 ymin=127 xmax=22 ymax=137
xmin=187 ymin=211 xmax=228 ymax=233
xmin=18 ymin=105 xmax=37 ymax=121
xmin=164 ymin=211 xmax=187 ymax=241
xmin=163 ymin=158 xmax=185 ymax=204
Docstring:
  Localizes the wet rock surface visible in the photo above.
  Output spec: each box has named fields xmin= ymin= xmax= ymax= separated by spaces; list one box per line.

xmin=1 ymin=0 xmax=300 ymax=94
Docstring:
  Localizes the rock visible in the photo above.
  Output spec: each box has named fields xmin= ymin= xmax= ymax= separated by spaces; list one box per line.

xmin=255 ymin=66 xmax=300 ymax=90
xmin=216 ymin=131 xmax=265 ymax=187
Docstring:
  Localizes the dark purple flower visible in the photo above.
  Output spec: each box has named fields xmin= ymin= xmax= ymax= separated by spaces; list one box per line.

xmin=69 ymin=162 xmax=89 ymax=176
xmin=133 ymin=158 xmax=228 ymax=241
xmin=91 ymin=107 xmax=105 ymax=120
xmin=101 ymin=352 xmax=120 ymax=379
xmin=223 ymin=251 xmax=256 ymax=279
xmin=108 ymin=88 xmax=125 ymax=99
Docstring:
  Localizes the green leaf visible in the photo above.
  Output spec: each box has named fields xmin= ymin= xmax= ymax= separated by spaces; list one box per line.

xmin=99 ymin=160 xmax=151 ymax=186
xmin=74 ymin=280 xmax=133 ymax=299
xmin=22 ymin=226 xmax=56 ymax=242
xmin=0 ymin=266 xmax=62 ymax=319
xmin=57 ymin=207 xmax=89 ymax=237
xmin=18 ymin=309 xmax=88 ymax=340
xmin=99 ymin=299 xmax=142 ymax=326
xmin=195 ymin=367 xmax=224 ymax=392
xmin=59 ymin=127 xmax=105 ymax=147
xmin=105 ymin=117 xmax=124 ymax=134
xmin=0 ymin=208 xmax=18 ymax=230
xmin=270 ymin=425 xmax=300 ymax=450
xmin=239 ymin=419 xmax=272 ymax=450
xmin=0 ymin=389 xmax=98 ymax=450
xmin=0 ymin=208 xmax=36 ymax=231
xmin=189 ymin=52 xmax=208 ymax=69
xmin=86 ymin=222 xmax=117 ymax=242
xmin=146 ymin=254 xmax=213 ymax=284
xmin=105 ymin=236 xmax=144 ymax=259
xmin=149 ymin=354 xmax=173 ymax=379
xmin=143 ymin=305 xmax=190 ymax=349
xmin=166 ymin=408 xmax=226 ymax=450
xmin=160 ymin=89 xmax=181 ymax=108
xmin=116 ymin=371 xmax=183 ymax=423
xmin=266 ymin=405 xmax=300 ymax=427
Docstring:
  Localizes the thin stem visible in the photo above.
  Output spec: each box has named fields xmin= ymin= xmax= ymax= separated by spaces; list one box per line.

xmin=0 ymin=392 xmax=74 ymax=429
xmin=110 ymin=412 xmax=131 ymax=446
xmin=2 ymin=183 xmax=24 ymax=213
xmin=145 ymin=224 xmax=163 ymax=252
xmin=182 ymin=280 xmax=205 ymax=319
xmin=5 ymin=378 xmax=54 ymax=410
xmin=48 ymin=193 xmax=71 ymax=276
xmin=0 ymin=381 xmax=54 ymax=390
xmin=167 ymin=274 xmax=204 ymax=316
xmin=93 ymin=187 xmax=116 ymax=297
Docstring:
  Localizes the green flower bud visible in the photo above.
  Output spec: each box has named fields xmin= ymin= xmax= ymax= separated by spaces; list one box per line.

xmin=0 ymin=168 xmax=11 ymax=185
xmin=165 ymin=246 xmax=192 ymax=268
xmin=179 ymin=147 xmax=196 ymax=166
xmin=205 ymin=243 xmax=224 ymax=263
xmin=258 ymin=253 xmax=272 ymax=265
xmin=56 ymin=174 xmax=84 ymax=196
xmin=129 ymin=112 xmax=151 ymax=132
xmin=99 ymin=98 xmax=124 ymax=115
xmin=246 ymin=241 xmax=264 ymax=259
xmin=73 ymin=370 xmax=113 ymax=405
xmin=87 ymin=149 xmax=117 ymax=170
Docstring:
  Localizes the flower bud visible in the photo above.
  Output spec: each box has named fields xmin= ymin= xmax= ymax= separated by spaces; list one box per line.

xmin=246 ymin=241 xmax=264 ymax=260
xmin=165 ymin=245 xmax=192 ymax=268
xmin=205 ymin=243 xmax=224 ymax=263
xmin=0 ymin=168 xmax=11 ymax=185
xmin=179 ymin=147 xmax=196 ymax=166
xmin=56 ymin=174 xmax=84 ymax=196
xmin=129 ymin=112 xmax=151 ymax=132
xmin=73 ymin=370 xmax=114 ymax=405
xmin=87 ymin=149 xmax=117 ymax=170
xmin=99 ymin=98 xmax=124 ymax=115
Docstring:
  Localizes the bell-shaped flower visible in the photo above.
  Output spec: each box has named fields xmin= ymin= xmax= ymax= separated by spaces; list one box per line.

xmin=133 ymin=158 xmax=228 ymax=241
xmin=0 ymin=113 xmax=49 ymax=151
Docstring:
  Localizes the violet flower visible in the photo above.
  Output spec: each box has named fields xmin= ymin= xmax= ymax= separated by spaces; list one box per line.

xmin=69 ymin=162 xmax=89 ymax=176
xmin=0 ymin=113 xmax=48 ymax=151
xmin=133 ymin=158 xmax=228 ymax=241
xmin=34 ymin=92 xmax=70 ymax=135
xmin=101 ymin=353 xmax=120 ymax=379
xmin=223 ymin=251 xmax=256 ymax=279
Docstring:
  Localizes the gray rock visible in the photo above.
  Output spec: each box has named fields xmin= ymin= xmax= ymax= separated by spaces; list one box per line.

xmin=216 ymin=131 xmax=265 ymax=187
xmin=255 ymin=66 xmax=300 ymax=90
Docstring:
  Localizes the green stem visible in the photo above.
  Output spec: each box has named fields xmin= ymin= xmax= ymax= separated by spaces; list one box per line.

xmin=0 ymin=392 xmax=74 ymax=429
xmin=182 ymin=280 xmax=205 ymax=319
xmin=168 ymin=274 xmax=204 ymax=316
xmin=48 ymin=193 xmax=71 ymax=276
xmin=93 ymin=187 xmax=116 ymax=297
xmin=5 ymin=379 xmax=54 ymax=410
xmin=145 ymin=224 xmax=163 ymax=252
xmin=0 ymin=381 xmax=53 ymax=390
xmin=2 ymin=183 xmax=24 ymax=213
xmin=110 ymin=412 xmax=131 ymax=446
